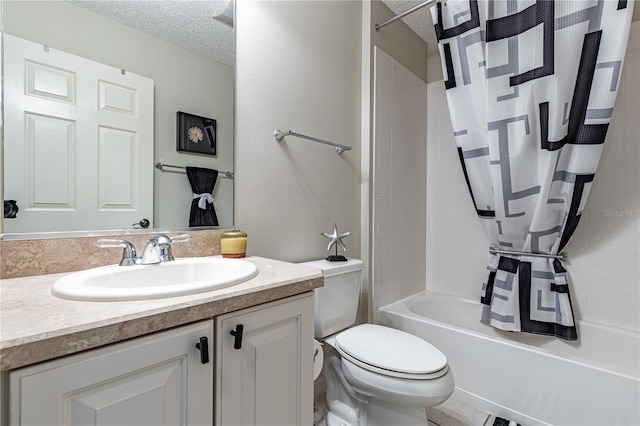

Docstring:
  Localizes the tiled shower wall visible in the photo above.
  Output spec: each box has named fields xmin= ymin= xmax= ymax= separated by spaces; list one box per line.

xmin=372 ymin=47 xmax=427 ymax=315
xmin=426 ymin=22 xmax=640 ymax=331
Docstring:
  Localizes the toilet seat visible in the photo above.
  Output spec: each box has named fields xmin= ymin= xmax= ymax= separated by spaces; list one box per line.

xmin=339 ymin=355 xmax=455 ymax=408
xmin=333 ymin=324 xmax=449 ymax=380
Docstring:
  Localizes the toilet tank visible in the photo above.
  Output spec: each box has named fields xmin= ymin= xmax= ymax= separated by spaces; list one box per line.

xmin=299 ymin=258 xmax=363 ymax=339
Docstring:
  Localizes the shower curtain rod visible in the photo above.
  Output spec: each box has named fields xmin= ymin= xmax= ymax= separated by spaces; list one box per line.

xmin=375 ymin=0 xmax=441 ymax=32
xmin=154 ymin=162 xmax=234 ymax=179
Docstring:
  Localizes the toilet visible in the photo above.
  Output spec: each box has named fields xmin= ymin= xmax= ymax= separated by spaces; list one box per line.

xmin=301 ymin=258 xmax=454 ymax=426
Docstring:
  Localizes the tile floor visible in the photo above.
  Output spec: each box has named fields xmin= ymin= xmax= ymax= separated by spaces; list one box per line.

xmin=314 ymin=394 xmax=501 ymax=426
xmin=426 ymin=397 xmax=495 ymax=426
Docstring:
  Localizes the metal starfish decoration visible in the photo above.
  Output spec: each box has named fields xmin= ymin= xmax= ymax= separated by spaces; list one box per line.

xmin=321 ymin=224 xmax=350 ymax=261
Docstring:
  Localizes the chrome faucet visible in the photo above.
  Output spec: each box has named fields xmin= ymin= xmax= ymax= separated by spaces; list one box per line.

xmin=97 ymin=234 xmax=190 ymax=266
xmin=140 ymin=234 xmax=189 ymax=265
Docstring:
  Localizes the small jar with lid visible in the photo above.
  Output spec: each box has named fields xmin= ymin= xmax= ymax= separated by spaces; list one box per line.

xmin=220 ymin=230 xmax=248 ymax=258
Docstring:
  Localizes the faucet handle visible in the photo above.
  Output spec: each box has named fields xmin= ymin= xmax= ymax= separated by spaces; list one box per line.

xmin=97 ymin=239 xmax=139 ymax=266
xmin=169 ymin=234 xmax=190 ymax=244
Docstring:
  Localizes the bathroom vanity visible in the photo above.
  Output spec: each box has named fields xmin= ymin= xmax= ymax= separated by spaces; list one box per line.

xmin=0 ymin=256 xmax=322 ymax=425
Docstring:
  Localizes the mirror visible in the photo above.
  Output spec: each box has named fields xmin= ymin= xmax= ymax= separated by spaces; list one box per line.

xmin=1 ymin=0 xmax=234 ymax=236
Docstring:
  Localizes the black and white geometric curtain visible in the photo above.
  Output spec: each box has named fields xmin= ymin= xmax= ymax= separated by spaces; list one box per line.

xmin=432 ymin=0 xmax=634 ymax=340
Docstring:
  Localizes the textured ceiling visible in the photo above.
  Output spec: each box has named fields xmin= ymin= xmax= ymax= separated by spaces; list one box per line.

xmin=379 ymin=0 xmax=438 ymax=44
xmin=68 ymin=0 xmax=234 ymax=66
xmin=68 ymin=1 xmax=436 ymax=68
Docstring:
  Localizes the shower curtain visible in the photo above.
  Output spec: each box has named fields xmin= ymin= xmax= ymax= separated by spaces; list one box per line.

xmin=431 ymin=0 xmax=634 ymax=340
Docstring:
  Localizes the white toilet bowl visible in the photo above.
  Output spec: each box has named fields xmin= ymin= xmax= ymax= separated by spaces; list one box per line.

xmin=321 ymin=324 xmax=454 ymax=426
xmin=300 ymin=259 xmax=454 ymax=425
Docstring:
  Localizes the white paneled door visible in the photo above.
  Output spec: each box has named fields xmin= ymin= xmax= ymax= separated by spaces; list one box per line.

xmin=3 ymin=34 xmax=154 ymax=232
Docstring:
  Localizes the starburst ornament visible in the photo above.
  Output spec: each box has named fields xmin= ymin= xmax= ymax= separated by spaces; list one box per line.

xmin=321 ymin=223 xmax=350 ymax=262
xmin=188 ymin=126 xmax=204 ymax=143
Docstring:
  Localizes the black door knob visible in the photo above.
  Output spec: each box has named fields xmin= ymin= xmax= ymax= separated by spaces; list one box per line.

xmin=132 ymin=218 xmax=150 ymax=228
xmin=3 ymin=200 xmax=19 ymax=219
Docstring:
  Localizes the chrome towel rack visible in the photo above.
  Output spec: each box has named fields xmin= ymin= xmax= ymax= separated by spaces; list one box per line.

xmin=274 ymin=130 xmax=351 ymax=155
xmin=155 ymin=162 xmax=234 ymax=179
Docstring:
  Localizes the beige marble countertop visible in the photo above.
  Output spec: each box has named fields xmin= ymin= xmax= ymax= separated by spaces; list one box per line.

xmin=0 ymin=256 xmax=323 ymax=371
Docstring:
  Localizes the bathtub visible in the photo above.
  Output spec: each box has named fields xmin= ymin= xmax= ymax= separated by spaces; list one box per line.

xmin=378 ymin=291 xmax=640 ymax=426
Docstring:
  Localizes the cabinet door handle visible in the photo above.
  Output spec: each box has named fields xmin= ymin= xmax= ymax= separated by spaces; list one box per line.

xmin=229 ymin=324 xmax=244 ymax=350
xmin=195 ymin=336 xmax=210 ymax=364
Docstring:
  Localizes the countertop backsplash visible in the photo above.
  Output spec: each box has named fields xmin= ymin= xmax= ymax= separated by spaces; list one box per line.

xmin=0 ymin=229 xmax=225 ymax=279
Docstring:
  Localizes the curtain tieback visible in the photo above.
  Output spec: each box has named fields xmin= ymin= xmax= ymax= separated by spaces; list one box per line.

xmin=489 ymin=247 xmax=567 ymax=261
xmin=193 ymin=193 xmax=214 ymax=209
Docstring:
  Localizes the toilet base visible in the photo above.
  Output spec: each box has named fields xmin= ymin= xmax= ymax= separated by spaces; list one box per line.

xmin=326 ymin=410 xmax=358 ymax=426
xmin=366 ymin=398 xmax=428 ymax=426
xmin=322 ymin=345 xmax=451 ymax=426
xmin=325 ymin=398 xmax=429 ymax=426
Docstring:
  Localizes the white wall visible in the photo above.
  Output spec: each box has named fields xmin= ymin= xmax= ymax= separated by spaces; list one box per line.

xmin=368 ymin=2 xmax=430 ymax=320
xmin=370 ymin=0 xmax=428 ymax=82
xmin=235 ymin=1 xmax=362 ymax=263
xmin=426 ymin=82 xmax=490 ymax=300
xmin=372 ymin=47 xmax=427 ymax=316
xmin=425 ymin=22 xmax=640 ymax=332
xmin=3 ymin=1 xmax=234 ymax=229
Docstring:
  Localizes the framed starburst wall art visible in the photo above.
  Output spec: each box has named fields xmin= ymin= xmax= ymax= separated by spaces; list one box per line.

xmin=176 ymin=111 xmax=217 ymax=156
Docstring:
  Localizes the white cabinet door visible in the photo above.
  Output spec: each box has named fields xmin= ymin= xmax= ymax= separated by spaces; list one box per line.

xmin=9 ymin=321 xmax=213 ymax=426
xmin=3 ymin=34 xmax=154 ymax=233
xmin=216 ymin=293 xmax=314 ymax=426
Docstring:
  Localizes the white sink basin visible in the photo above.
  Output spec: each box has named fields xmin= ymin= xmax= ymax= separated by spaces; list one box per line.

xmin=51 ymin=257 xmax=258 ymax=301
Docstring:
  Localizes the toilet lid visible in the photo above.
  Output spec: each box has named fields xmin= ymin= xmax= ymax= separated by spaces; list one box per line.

xmin=334 ymin=324 xmax=447 ymax=376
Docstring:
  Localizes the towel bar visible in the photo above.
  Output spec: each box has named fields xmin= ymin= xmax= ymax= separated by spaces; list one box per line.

xmin=154 ymin=162 xmax=233 ymax=179
xmin=274 ymin=129 xmax=351 ymax=155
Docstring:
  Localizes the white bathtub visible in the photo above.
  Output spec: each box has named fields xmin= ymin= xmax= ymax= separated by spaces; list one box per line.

xmin=378 ymin=291 xmax=640 ymax=426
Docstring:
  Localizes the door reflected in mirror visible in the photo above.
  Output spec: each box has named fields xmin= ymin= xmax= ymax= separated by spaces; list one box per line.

xmin=1 ymin=0 xmax=234 ymax=235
